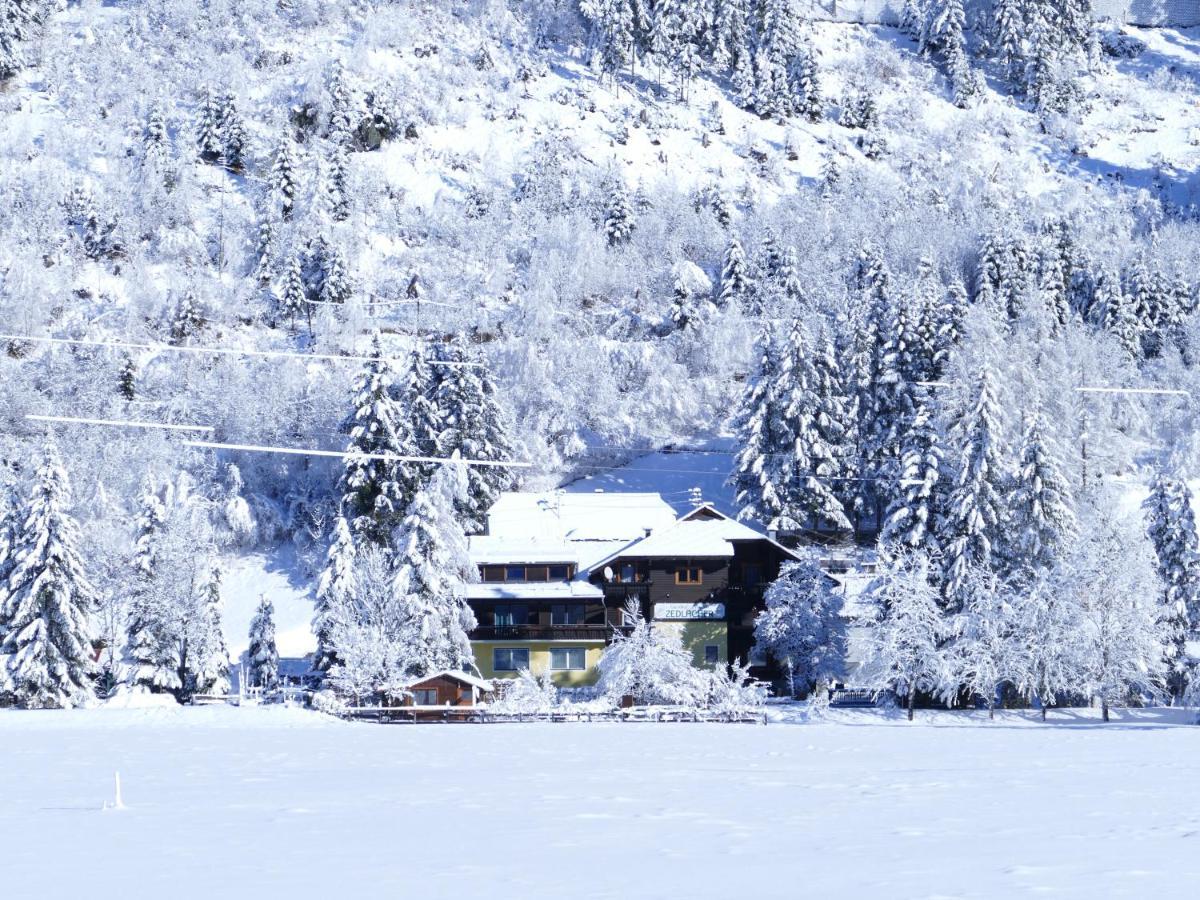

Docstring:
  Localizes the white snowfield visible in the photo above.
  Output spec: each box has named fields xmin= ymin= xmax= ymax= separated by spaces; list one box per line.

xmin=2 ymin=706 xmax=1199 ymax=899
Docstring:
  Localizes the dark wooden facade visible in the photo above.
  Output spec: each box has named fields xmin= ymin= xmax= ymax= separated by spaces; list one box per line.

xmin=401 ymin=674 xmax=490 ymax=707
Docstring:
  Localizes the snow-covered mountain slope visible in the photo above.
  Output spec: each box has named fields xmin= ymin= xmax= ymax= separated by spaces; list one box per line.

xmin=5 ymin=2 xmax=1200 ymax=672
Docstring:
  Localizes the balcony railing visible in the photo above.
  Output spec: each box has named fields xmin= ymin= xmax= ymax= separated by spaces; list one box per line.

xmin=603 ymin=582 xmax=653 ymax=604
xmin=471 ymin=625 xmax=623 ymax=641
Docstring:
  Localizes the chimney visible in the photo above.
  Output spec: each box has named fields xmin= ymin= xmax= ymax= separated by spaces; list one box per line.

xmin=767 ymin=527 xmax=778 ymax=542
xmin=644 ymin=528 xmax=653 ymax=538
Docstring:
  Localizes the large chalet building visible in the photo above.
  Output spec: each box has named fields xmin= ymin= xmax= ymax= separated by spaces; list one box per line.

xmin=466 ymin=491 xmax=800 ymax=685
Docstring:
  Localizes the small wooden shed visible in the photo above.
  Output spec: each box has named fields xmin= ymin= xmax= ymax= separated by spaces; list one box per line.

xmin=401 ymin=670 xmax=494 ymax=707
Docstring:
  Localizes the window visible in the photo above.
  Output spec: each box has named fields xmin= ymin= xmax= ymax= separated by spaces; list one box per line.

xmin=413 ymin=688 xmax=438 ymax=705
xmin=741 ymin=564 xmax=763 ymax=587
xmin=493 ymin=605 xmax=529 ymax=627
xmin=704 ymin=645 xmax=720 ymax=665
xmin=618 ymin=563 xmax=636 ymax=583
xmin=550 ymin=648 xmax=586 ymax=671
xmin=551 ymin=604 xmax=584 ymax=625
xmin=549 ymin=564 xmax=571 ymax=580
xmin=505 ymin=565 xmax=526 ymax=582
xmin=676 ymin=564 xmax=703 ymax=585
xmin=493 ymin=648 xmax=530 ymax=672
xmin=481 ymin=566 xmax=506 ymax=583
xmin=525 ymin=566 xmax=550 ymax=582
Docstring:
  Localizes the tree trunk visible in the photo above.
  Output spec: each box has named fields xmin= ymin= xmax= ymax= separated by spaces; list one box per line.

xmin=907 ymin=686 xmax=916 ymax=721
xmin=1102 ymin=699 xmax=1110 ymax=723
xmin=988 ymin=694 xmax=995 ymax=720
xmin=1041 ymin=704 xmax=1047 ymax=722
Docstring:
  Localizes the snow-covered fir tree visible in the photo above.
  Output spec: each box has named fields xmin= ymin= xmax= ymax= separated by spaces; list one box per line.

xmin=1004 ymin=409 xmax=1077 ymax=581
xmin=1143 ymin=472 xmax=1200 ymax=699
xmin=269 ymin=137 xmax=298 ymax=221
xmin=187 ymin=560 xmax=230 ymax=697
xmin=939 ymin=366 xmax=1007 ymax=607
xmin=389 ymin=464 xmax=478 ymax=678
xmin=339 ymin=338 xmax=409 ymax=546
xmin=313 ymin=515 xmax=357 ymax=673
xmin=433 ymin=340 xmax=519 ymax=534
xmin=0 ymin=443 xmax=97 ymax=709
xmin=718 ymin=236 xmax=751 ymax=309
xmin=247 ymin=595 xmax=280 ymax=692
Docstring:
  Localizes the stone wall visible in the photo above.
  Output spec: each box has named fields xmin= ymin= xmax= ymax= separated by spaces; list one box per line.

xmin=797 ymin=0 xmax=1200 ymax=27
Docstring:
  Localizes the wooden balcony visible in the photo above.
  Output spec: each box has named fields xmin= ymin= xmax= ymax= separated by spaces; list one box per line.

xmin=602 ymin=582 xmax=654 ymax=605
xmin=470 ymin=625 xmax=624 ymax=642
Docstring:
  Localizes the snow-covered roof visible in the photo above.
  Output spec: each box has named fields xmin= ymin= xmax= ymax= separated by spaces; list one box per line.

xmin=464 ymin=581 xmax=604 ymax=601
xmin=484 ymin=491 xmax=678 ymax=542
xmin=470 ymin=491 xmax=681 ymax=574
xmin=405 ymin=670 xmax=494 ymax=692
xmin=585 ymin=504 xmax=800 ymax=572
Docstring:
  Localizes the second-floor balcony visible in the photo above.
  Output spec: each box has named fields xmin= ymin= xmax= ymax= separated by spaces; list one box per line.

xmin=602 ymin=582 xmax=653 ymax=605
xmin=470 ymin=624 xmax=628 ymax=642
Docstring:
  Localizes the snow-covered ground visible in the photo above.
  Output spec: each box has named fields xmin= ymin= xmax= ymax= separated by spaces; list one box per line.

xmin=3 ymin=705 xmax=1199 ymax=899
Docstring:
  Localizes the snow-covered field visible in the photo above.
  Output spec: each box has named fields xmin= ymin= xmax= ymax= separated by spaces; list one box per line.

xmin=3 ymin=706 xmax=1199 ymax=899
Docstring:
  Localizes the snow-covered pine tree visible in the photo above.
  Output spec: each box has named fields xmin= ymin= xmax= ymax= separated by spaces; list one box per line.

xmin=939 ymin=366 xmax=1008 ymax=608
xmin=787 ymin=42 xmax=822 ymax=123
xmin=990 ymin=0 xmax=1025 ymax=84
xmin=1005 ymin=410 xmax=1077 ymax=581
xmin=187 ymin=560 xmax=230 ymax=697
xmin=277 ymin=254 xmax=307 ymax=332
xmin=141 ymin=104 xmax=171 ymax=185
xmin=754 ymin=553 xmax=847 ymax=696
xmin=325 ymin=142 xmax=351 ymax=223
xmin=313 ymin=515 xmax=357 ymax=673
xmin=217 ymin=91 xmax=247 ymax=171
xmin=390 ymin=464 xmax=477 ymax=678
xmin=1101 ymin=269 xmax=1142 ymax=362
xmin=718 ymin=236 xmax=751 ymax=309
xmin=1143 ymin=472 xmax=1200 ymax=700
xmin=731 ymin=327 xmax=791 ymax=527
xmin=397 ymin=345 xmax=443 ymax=506
xmin=247 ymin=595 xmax=280 ymax=691
xmin=196 ymin=85 xmax=222 ymax=162
xmin=169 ymin=290 xmax=205 ymax=344
xmin=604 ymin=181 xmax=636 ymax=245
xmin=881 ymin=400 xmax=945 ymax=551
xmin=269 ymin=137 xmax=298 ymax=221
xmin=124 ymin=483 xmax=179 ymax=694
xmin=118 ymin=353 xmax=137 ymax=402
xmin=775 ymin=319 xmax=852 ymax=531
xmin=339 ymin=337 xmax=409 ymax=546
xmin=252 ymin=217 xmax=275 ymax=286
xmin=319 ymin=244 xmax=352 ymax=305
xmin=433 ymin=340 xmax=518 ymax=534
xmin=868 ymin=547 xmax=951 ymax=720
xmin=0 ymin=443 xmax=97 ymax=709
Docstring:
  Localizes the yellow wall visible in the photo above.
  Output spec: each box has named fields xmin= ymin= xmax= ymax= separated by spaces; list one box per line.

xmin=652 ymin=621 xmax=728 ymax=668
xmin=473 ymin=641 xmax=606 ymax=687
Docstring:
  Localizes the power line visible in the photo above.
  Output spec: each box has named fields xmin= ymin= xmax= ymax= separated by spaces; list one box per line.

xmin=0 ymin=333 xmax=483 ymax=368
xmin=26 ymin=414 xmax=214 ymax=434
xmin=182 ymin=439 xmax=532 ymax=469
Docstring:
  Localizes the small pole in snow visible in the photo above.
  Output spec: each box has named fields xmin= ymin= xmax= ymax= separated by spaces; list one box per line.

xmin=112 ymin=771 xmax=125 ymax=810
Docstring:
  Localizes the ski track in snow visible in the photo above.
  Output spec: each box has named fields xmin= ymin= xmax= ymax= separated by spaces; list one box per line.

xmin=2 ymin=706 xmax=1199 ymax=899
